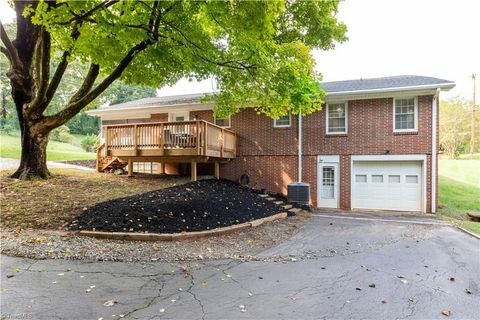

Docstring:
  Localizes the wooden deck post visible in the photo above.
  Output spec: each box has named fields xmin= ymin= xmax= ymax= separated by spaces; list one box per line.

xmin=157 ymin=162 xmax=165 ymax=174
xmin=191 ymin=160 xmax=197 ymax=182
xmin=127 ymin=159 xmax=133 ymax=177
xmin=214 ymin=161 xmax=220 ymax=179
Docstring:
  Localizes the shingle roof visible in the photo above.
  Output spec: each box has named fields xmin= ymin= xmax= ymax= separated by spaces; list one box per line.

xmin=97 ymin=75 xmax=454 ymax=111
xmin=321 ymin=75 xmax=454 ymax=94
xmin=100 ymin=92 xmax=213 ymax=110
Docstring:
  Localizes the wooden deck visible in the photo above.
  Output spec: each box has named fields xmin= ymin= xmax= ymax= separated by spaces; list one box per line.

xmin=96 ymin=120 xmax=236 ymax=180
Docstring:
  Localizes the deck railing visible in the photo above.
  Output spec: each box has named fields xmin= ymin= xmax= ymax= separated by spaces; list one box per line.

xmin=103 ymin=120 xmax=236 ymax=158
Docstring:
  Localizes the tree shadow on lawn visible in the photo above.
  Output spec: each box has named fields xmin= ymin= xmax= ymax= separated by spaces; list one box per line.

xmin=0 ymin=169 xmax=191 ymax=230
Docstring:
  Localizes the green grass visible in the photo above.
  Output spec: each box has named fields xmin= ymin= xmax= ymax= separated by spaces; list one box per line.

xmin=457 ymin=153 xmax=480 ymax=160
xmin=438 ymin=159 xmax=480 ymax=235
xmin=0 ymin=133 xmax=95 ymax=161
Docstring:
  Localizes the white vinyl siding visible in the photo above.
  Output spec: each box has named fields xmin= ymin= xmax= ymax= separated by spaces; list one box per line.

xmin=393 ymin=97 xmax=418 ymax=132
xmin=326 ymin=103 xmax=347 ymax=134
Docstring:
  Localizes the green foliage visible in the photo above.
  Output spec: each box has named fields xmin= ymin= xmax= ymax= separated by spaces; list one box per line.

xmin=50 ymin=125 xmax=74 ymax=143
xmin=27 ymin=0 xmax=347 ymax=119
xmin=80 ymin=134 xmax=100 ymax=152
xmin=440 ymin=97 xmax=478 ymax=159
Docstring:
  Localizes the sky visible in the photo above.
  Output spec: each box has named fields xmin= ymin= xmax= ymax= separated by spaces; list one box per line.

xmin=1 ymin=0 xmax=478 ymax=100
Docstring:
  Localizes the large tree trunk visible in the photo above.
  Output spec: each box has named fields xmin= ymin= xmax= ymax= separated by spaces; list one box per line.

xmin=11 ymin=121 xmax=50 ymax=179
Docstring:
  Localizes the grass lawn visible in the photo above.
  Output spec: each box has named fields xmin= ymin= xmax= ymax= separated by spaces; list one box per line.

xmin=0 ymin=169 xmax=190 ymax=230
xmin=438 ymin=159 xmax=480 ymax=235
xmin=0 ymin=133 xmax=95 ymax=161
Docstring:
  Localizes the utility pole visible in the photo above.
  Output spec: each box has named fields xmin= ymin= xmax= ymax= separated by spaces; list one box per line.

xmin=470 ymin=74 xmax=477 ymax=160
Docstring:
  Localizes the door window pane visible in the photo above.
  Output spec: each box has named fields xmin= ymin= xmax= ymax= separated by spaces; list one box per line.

xmin=355 ymin=174 xmax=367 ymax=183
xmin=321 ymin=167 xmax=335 ymax=199
xmin=388 ymin=175 xmax=401 ymax=183
xmin=372 ymin=175 xmax=383 ymax=183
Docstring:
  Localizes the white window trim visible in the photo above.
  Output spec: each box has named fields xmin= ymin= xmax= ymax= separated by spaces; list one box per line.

xmin=326 ymin=102 xmax=348 ymax=134
xmin=393 ymin=97 xmax=418 ymax=132
xmin=214 ymin=116 xmax=231 ymax=128
xmin=168 ymin=111 xmax=189 ymax=122
xmin=273 ymin=112 xmax=292 ymax=128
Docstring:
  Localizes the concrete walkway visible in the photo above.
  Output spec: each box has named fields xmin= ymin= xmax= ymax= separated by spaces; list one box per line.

xmin=0 ymin=157 xmax=94 ymax=172
xmin=1 ymin=215 xmax=479 ymax=320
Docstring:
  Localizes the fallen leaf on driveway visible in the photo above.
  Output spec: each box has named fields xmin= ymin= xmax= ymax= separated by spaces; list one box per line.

xmin=441 ymin=310 xmax=450 ymax=317
xmin=465 ymin=289 xmax=472 ymax=294
xmin=400 ymin=279 xmax=408 ymax=284
xmin=159 ymin=308 xmax=165 ymax=313
xmin=14 ymin=268 xmax=20 ymax=273
xmin=381 ymin=300 xmax=387 ymax=304
xmin=355 ymin=288 xmax=362 ymax=291
xmin=57 ymin=273 xmax=64 ymax=276
xmin=369 ymin=283 xmax=376 ymax=288
xmin=449 ymin=277 xmax=455 ymax=282
xmin=85 ymin=289 xmax=92 ymax=293
xmin=103 ymin=300 xmax=117 ymax=307
xmin=6 ymin=274 xmax=14 ymax=278
xmin=397 ymin=275 xmax=405 ymax=279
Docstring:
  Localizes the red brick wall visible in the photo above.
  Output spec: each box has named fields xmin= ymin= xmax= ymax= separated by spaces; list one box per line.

xmin=150 ymin=113 xmax=168 ymax=122
xmin=188 ymin=96 xmax=435 ymax=212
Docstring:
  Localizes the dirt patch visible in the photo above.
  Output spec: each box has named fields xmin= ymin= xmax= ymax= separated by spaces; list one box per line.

xmin=0 ymin=169 xmax=191 ymax=230
xmin=69 ymin=179 xmax=285 ymax=233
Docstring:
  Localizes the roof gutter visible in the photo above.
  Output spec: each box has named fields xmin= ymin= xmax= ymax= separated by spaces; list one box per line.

xmin=326 ymin=82 xmax=455 ymax=96
xmin=431 ymin=87 xmax=441 ymax=213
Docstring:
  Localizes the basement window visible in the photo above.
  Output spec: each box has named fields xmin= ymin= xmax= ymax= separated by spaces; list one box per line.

xmin=274 ymin=113 xmax=292 ymax=128
xmin=214 ymin=116 xmax=231 ymax=128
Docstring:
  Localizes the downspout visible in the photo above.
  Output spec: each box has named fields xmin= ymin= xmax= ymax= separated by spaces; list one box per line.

xmin=431 ymin=88 xmax=440 ymax=213
xmin=298 ymin=110 xmax=302 ymax=182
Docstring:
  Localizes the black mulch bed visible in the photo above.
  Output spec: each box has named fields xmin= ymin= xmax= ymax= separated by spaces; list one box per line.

xmin=68 ymin=179 xmax=285 ymax=233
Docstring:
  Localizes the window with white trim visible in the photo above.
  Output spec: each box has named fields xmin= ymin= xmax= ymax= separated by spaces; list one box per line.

xmin=394 ymin=97 xmax=417 ymax=131
xmin=214 ymin=116 xmax=231 ymax=128
xmin=274 ymin=113 xmax=291 ymax=128
xmin=326 ymin=103 xmax=347 ymax=134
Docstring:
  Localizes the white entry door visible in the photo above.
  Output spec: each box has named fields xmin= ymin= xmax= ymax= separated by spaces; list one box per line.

xmin=317 ymin=161 xmax=339 ymax=208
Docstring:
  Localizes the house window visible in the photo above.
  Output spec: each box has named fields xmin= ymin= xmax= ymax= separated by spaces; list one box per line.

xmin=214 ymin=116 xmax=231 ymax=128
xmin=274 ymin=113 xmax=291 ymax=128
xmin=393 ymin=97 xmax=417 ymax=132
xmin=326 ymin=103 xmax=347 ymax=134
xmin=355 ymin=174 xmax=367 ymax=183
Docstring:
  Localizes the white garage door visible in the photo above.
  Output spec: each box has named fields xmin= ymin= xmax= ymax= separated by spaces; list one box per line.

xmin=352 ymin=161 xmax=422 ymax=211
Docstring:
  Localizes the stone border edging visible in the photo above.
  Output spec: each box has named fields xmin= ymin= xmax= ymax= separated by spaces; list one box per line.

xmin=78 ymin=212 xmax=288 ymax=241
xmin=457 ymin=226 xmax=480 ymax=240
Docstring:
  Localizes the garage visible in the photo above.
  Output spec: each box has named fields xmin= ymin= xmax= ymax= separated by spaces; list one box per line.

xmin=352 ymin=160 xmax=423 ymax=212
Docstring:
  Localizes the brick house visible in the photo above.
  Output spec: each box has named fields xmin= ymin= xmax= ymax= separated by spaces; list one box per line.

xmin=88 ymin=75 xmax=455 ymax=213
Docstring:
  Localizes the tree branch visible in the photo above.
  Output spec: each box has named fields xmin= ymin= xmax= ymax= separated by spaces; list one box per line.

xmin=44 ymin=39 xmax=153 ymax=128
xmin=0 ymin=20 xmax=21 ymax=70
xmin=28 ymin=28 xmax=51 ymax=114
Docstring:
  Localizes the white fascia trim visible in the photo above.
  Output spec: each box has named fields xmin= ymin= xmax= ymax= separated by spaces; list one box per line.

xmin=326 ymin=82 xmax=455 ymax=97
xmin=351 ymin=154 xmax=427 ymax=161
xmin=86 ymin=102 xmax=214 ymax=117
xmin=350 ymin=154 xmax=427 ymax=213
xmin=318 ymin=155 xmax=340 ymax=163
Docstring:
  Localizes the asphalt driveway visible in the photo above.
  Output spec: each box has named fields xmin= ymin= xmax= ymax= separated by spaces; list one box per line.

xmin=1 ymin=214 xmax=479 ymax=320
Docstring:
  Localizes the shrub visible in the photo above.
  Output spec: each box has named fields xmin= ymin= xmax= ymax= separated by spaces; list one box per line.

xmin=81 ymin=134 xmax=100 ymax=152
xmin=51 ymin=125 xmax=74 ymax=143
